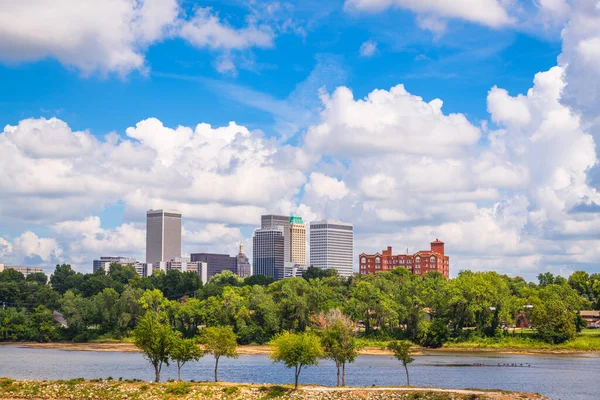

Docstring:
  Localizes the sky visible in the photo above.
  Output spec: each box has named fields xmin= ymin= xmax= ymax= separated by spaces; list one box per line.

xmin=0 ymin=0 xmax=599 ymax=281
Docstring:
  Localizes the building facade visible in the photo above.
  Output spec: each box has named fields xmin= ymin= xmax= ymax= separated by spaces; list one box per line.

xmin=236 ymin=242 xmax=252 ymax=278
xmin=93 ymin=256 xmax=151 ymax=277
xmin=93 ymin=256 xmax=137 ymax=273
xmin=253 ymin=228 xmax=285 ymax=280
xmin=146 ymin=209 xmax=182 ymax=266
xmin=261 ymin=215 xmax=292 ymax=262
xmin=358 ymin=239 xmax=450 ymax=278
xmin=289 ymin=216 xmax=306 ymax=265
xmin=154 ymin=257 xmax=208 ymax=284
xmin=190 ymin=253 xmax=237 ymax=279
xmin=0 ymin=264 xmax=43 ymax=277
xmin=309 ymin=219 xmax=354 ymax=277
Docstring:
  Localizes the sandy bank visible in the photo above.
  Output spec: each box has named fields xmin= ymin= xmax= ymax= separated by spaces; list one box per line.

xmin=3 ymin=341 xmax=597 ymax=356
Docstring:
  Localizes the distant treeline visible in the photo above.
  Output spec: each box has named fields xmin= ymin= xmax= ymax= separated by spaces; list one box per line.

xmin=0 ymin=264 xmax=598 ymax=345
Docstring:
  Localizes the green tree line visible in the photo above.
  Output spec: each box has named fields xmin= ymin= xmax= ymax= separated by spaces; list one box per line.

xmin=1 ymin=264 xmax=598 ymax=346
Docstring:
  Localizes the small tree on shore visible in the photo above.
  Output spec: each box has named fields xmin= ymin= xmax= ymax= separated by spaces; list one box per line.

xmin=199 ymin=326 xmax=238 ymax=382
xmin=132 ymin=311 xmax=177 ymax=382
xmin=171 ymin=336 xmax=204 ymax=381
xmin=387 ymin=340 xmax=414 ymax=386
xmin=269 ymin=331 xmax=323 ymax=389
xmin=317 ymin=309 xmax=361 ymax=386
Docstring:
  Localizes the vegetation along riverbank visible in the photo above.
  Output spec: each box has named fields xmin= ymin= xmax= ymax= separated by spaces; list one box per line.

xmin=0 ymin=378 xmax=550 ymax=400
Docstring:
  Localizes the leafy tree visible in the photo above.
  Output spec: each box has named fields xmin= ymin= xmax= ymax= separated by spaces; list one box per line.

xmin=50 ymin=264 xmax=82 ymax=295
xmin=269 ymin=331 xmax=323 ymax=389
xmin=199 ymin=326 xmax=238 ymax=382
xmin=25 ymin=272 xmax=48 ymax=285
xmin=528 ymin=284 xmax=588 ymax=344
xmin=30 ymin=305 xmax=60 ymax=342
xmin=387 ymin=340 xmax=414 ymax=386
xmin=302 ymin=266 xmax=337 ymax=280
xmin=568 ymin=271 xmax=592 ymax=301
xmin=273 ymin=278 xmax=310 ymax=331
xmin=132 ymin=311 xmax=177 ymax=382
xmin=209 ymin=270 xmax=242 ymax=287
xmin=243 ymin=274 xmax=275 ymax=287
xmin=0 ymin=268 xmax=25 ymax=282
xmin=170 ymin=336 xmax=204 ymax=381
xmin=317 ymin=309 xmax=361 ymax=386
xmin=537 ymin=272 xmax=556 ymax=287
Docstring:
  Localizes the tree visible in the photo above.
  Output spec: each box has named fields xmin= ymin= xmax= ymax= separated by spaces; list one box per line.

xmin=243 ymin=274 xmax=275 ymax=287
xmin=171 ymin=336 xmax=204 ymax=381
xmin=269 ymin=331 xmax=323 ymax=389
xmin=132 ymin=311 xmax=177 ymax=382
xmin=50 ymin=264 xmax=82 ymax=295
xmin=199 ymin=326 xmax=238 ymax=382
xmin=317 ymin=309 xmax=361 ymax=386
xmin=387 ymin=340 xmax=414 ymax=386
xmin=302 ymin=266 xmax=337 ymax=281
xmin=26 ymin=272 xmax=48 ymax=285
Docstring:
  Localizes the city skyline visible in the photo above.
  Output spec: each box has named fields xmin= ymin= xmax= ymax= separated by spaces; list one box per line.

xmin=1 ymin=1 xmax=599 ymax=282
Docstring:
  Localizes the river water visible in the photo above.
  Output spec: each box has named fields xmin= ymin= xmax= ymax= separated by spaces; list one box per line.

xmin=0 ymin=345 xmax=598 ymax=400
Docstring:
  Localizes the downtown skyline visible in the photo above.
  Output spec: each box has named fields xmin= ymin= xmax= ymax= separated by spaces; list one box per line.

xmin=0 ymin=1 xmax=599 ymax=281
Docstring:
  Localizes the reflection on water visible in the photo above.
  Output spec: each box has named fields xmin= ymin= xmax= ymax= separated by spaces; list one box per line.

xmin=0 ymin=345 xmax=598 ymax=400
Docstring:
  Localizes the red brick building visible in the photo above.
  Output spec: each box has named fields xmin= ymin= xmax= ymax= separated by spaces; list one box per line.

xmin=358 ymin=239 xmax=450 ymax=278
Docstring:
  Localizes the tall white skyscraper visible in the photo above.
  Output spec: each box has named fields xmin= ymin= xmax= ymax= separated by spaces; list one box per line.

xmin=146 ymin=209 xmax=182 ymax=266
xmin=309 ymin=219 xmax=354 ymax=277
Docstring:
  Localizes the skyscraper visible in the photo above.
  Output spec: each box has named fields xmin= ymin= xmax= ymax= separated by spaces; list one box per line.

xmin=146 ymin=209 xmax=182 ymax=266
xmin=261 ymin=215 xmax=291 ymax=262
xmin=253 ymin=228 xmax=285 ymax=280
xmin=309 ymin=219 xmax=354 ymax=277
xmin=289 ymin=216 xmax=306 ymax=265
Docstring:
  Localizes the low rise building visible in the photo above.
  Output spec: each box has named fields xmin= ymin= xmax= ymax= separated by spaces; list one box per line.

xmin=153 ymin=257 xmax=208 ymax=284
xmin=0 ymin=264 xmax=44 ymax=277
xmin=359 ymin=239 xmax=450 ymax=279
xmin=283 ymin=262 xmax=308 ymax=279
xmin=190 ymin=253 xmax=237 ymax=279
xmin=93 ymin=256 xmax=138 ymax=274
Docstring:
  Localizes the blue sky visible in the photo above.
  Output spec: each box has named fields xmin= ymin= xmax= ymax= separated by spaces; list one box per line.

xmin=0 ymin=0 xmax=598 ymax=280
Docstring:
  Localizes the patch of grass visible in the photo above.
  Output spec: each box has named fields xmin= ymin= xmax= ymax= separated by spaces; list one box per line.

xmin=445 ymin=330 xmax=600 ymax=351
xmin=165 ymin=382 xmax=192 ymax=396
xmin=222 ymin=385 xmax=239 ymax=396
xmin=0 ymin=378 xmax=14 ymax=389
xmin=259 ymin=385 xmax=290 ymax=398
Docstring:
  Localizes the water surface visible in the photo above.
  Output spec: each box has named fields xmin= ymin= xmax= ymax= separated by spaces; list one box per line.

xmin=0 ymin=345 xmax=598 ymax=400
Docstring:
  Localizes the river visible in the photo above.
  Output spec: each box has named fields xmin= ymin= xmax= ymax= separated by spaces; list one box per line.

xmin=0 ymin=345 xmax=598 ymax=400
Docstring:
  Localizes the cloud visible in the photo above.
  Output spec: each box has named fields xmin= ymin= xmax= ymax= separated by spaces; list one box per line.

xmin=304 ymin=84 xmax=481 ymax=157
xmin=0 ymin=0 xmax=179 ymax=76
xmin=179 ymin=7 xmax=274 ymax=51
xmin=344 ymin=0 xmax=514 ymax=28
xmin=0 ymin=117 xmax=305 ymax=227
xmin=0 ymin=1 xmax=302 ymax=76
xmin=10 ymin=232 xmax=63 ymax=265
xmin=359 ymin=40 xmax=378 ymax=57
xmin=305 ymin=173 xmax=349 ymax=200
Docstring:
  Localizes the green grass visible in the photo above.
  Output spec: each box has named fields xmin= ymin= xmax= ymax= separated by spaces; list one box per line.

xmin=445 ymin=329 xmax=600 ymax=351
xmin=355 ymin=329 xmax=600 ymax=352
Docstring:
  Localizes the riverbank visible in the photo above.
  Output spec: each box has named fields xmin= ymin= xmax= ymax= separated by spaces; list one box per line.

xmin=0 ymin=378 xmax=550 ymax=400
xmin=4 ymin=341 xmax=599 ymax=356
